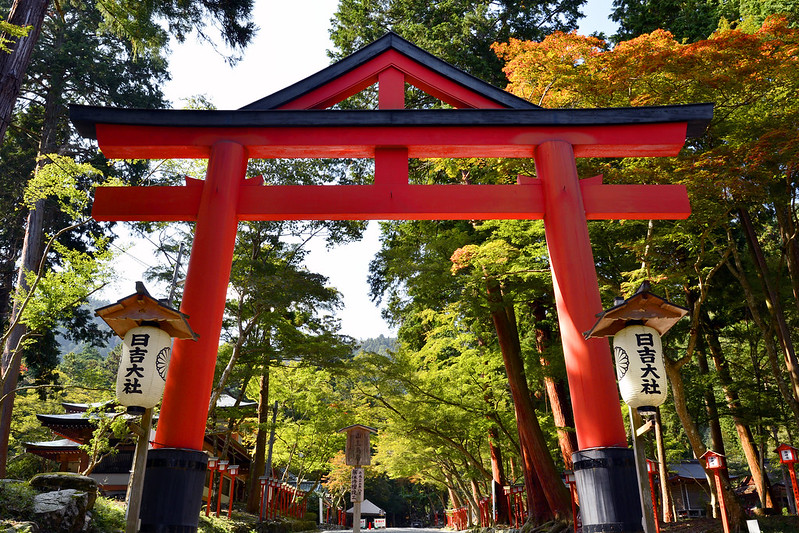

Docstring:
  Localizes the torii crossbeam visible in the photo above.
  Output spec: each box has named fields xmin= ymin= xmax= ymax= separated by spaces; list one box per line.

xmin=70 ymin=32 xmax=712 ymax=533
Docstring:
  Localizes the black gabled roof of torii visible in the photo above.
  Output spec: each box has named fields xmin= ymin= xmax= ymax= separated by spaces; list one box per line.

xmin=239 ymin=31 xmax=540 ymax=111
xmin=68 ymin=30 xmax=714 ymax=140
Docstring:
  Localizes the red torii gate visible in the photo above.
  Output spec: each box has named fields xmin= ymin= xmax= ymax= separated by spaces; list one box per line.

xmin=71 ymin=33 xmax=712 ymax=532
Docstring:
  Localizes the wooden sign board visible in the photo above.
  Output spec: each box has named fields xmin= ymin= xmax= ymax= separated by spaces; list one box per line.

xmin=351 ymin=467 xmax=364 ymax=502
xmin=341 ymin=425 xmax=376 ymax=466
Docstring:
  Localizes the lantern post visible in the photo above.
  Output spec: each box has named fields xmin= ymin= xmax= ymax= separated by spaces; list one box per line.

xmin=339 ymin=425 xmax=377 ymax=533
xmin=95 ymin=282 xmax=197 ymax=533
xmin=585 ymin=281 xmax=688 ymax=533
xmin=227 ymin=465 xmax=239 ymax=518
xmin=563 ymin=471 xmax=578 ymax=533
xmin=216 ymin=460 xmax=229 ymax=517
xmin=646 ymin=460 xmax=660 ymax=533
xmin=702 ymin=451 xmax=730 ymax=533
xmin=206 ymin=457 xmax=219 ymax=517
xmin=776 ymin=444 xmax=799 ymax=514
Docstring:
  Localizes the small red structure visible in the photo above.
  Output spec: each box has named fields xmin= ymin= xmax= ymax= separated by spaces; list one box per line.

xmin=564 ymin=471 xmax=578 ymax=533
xmin=701 ymin=450 xmax=730 ymax=533
xmin=205 ymin=456 xmax=218 ymax=517
xmin=70 ymin=32 xmax=712 ymax=531
xmin=776 ymin=443 xmax=799 ymax=514
xmin=646 ymin=459 xmax=661 ymax=533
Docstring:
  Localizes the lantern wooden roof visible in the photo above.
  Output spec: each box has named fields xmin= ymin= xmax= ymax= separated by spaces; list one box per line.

xmin=95 ymin=282 xmax=197 ymax=340
xmin=700 ymin=449 xmax=726 ymax=467
xmin=584 ymin=281 xmax=689 ymax=338
xmin=775 ymin=443 xmax=798 ymax=462
xmin=337 ymin=424 xmax=378 ymax=434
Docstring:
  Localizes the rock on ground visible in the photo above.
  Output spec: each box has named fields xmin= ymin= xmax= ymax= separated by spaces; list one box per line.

xmin=32 ymin=489 xmax=90 ymax=533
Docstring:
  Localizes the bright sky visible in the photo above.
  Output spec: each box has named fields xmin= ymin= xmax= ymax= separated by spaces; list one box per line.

xmin=107 ymin=0 xmax=618 ymax=340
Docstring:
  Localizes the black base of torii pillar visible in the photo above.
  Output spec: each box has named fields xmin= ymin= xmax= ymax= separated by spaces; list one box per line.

xmin=573 ymin=448 xmax=641 ymax=532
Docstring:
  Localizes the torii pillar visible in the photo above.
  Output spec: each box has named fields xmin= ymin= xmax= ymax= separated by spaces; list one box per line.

xmin=70 ymin=32 xmax=712 ymax=533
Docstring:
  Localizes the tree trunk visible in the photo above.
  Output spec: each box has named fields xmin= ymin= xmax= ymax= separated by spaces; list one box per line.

xmin=448 ymin=462 xmax=479 ymax=526
xmin=0 ymin=195 xmax=47 ymax=479
xmin=532 ymin=301 xmax=577 ymax=470
xmin=739 ymin=208 xmax=799 ymax=404
xmin=773 ymin=192 xmax=799 ymax=317
xmin=488 ymin=427 xmax=510 ymax=524
xmin=653 ymin=410 xmax=674 ymax=523
xmin=486 ymin=280 xmax=571 ymax=521
xmin=703 ymin=314 xmax=775 ymax=509
xmin=726 ymin=227 xmax=799 ymax=425
xmin=519 ymin=429 xmax=553 ymax=523
xmin=246 ymin=368 xmax=270 ymax=513
xmin=695 ymin=340 xmax=726 ymax=456
xmin=0 ymin=18 xmax=66 ymax=476
xmin=0 ymin=0 xmax=49 ymax=144
xmin=665 ymin=353 xmax=747 ymax=530
xmin=470 ymin=478 xmax=482 ymax=524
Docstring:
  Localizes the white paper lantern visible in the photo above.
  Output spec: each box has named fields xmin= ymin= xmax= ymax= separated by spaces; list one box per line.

xmin=613 ymin=324 xmax=667 ymax=412
xmin=115 ymin=325 xmax=172 ymax=410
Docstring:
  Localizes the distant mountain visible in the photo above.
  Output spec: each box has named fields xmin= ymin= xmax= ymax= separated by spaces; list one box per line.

xmin=358 ymin=335 xmax=397 ymax=355
xmin=56 ymin=298 xmax=120 ymax=359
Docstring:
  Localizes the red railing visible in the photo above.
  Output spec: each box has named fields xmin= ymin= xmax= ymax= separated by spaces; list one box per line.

xmin=478 ymin=496 xmax=492 ymax=527
xmin=259 ymin=478 xmax=308 ymax=520
xmin=446 ymin=507 xmax=468 ymax=530
xmin=504 ymin=485 xmax=527 ymax=528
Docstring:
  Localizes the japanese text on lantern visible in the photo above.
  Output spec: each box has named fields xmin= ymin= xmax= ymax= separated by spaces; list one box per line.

xmin=635 ymin=332 xmax=661 ymax=395
xmin=123 ymin=333 xmax=150 ymax=394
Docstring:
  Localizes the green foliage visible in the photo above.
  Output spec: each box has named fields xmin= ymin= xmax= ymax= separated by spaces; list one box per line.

xmin=88 ymin=497 xmax=126 ymax=532
xmin=6 ymin=390 xmax=65 ymax=478
xmin=60 ymin=345 xmax=118 ymax=390
xmin=0 ymin=20 xmax=30 ymax=53
xmin=331 ymin=0 xmax=585 ymax=87
xmin=610 ymin=0 xmax=733 ymax=42
xmin=25 ymin=155 xmax=104 ymax=219
xmin=79 ymin=406 xmax=132 ymax=475
xmin=0 ymin=480 xmax=36 ymax=520
xmin=100 ymin=0 xmax=256 ymax=56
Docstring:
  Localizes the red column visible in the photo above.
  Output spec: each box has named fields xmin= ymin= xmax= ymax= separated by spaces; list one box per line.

xmin=206 ymin=469 xmax=215 ymax=517
xmin=715 ymin=471 xmax=731 ymax=533
xmin=535 ymin=140 xmax=627 ymax=449
xmin=790 ymin=464 xmax=799 ymax=514
xmin=155 ymin=141 xmax=248 ymax=450
xmin=648 ymin=472 xmax=660 ymax=533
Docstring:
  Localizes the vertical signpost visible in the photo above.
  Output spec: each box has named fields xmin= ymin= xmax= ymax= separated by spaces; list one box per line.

xmin=339 ymin=425 xmax=377 ymax=533
xmin=776 ymin=444 xmax=799 ymax=514
xmin=352 ymin=466 xmax=365 ymax=531
xmin=702 ymin=451 xmax=730 ymax=533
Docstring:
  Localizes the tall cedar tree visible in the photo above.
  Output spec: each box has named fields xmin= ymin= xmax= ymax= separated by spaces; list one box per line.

xmin=0 ymin=0 xmax=255 ymax=144
xmin=0 ymin=0 xmax=169 ymax=476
